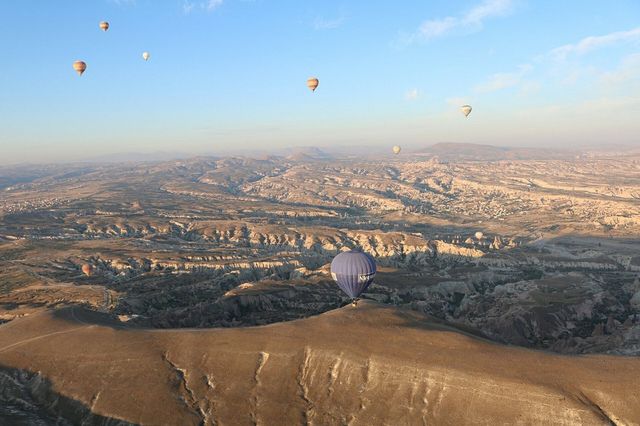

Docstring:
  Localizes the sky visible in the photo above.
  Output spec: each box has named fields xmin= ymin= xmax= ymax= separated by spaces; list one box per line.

xmin=0 ymin=0 xmax=639 ymax=164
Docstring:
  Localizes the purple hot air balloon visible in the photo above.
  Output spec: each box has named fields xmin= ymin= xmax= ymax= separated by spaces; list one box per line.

xmin=330 ymin=250 xmax=376 ymax=304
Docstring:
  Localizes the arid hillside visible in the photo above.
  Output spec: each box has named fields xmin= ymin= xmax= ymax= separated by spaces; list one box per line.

xmin=1 ymin=303 xmax=639 ymax=425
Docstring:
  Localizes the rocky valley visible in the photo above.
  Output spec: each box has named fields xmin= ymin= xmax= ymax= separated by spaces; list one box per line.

xmin=1 ymin=146 xmax=640 ymax=424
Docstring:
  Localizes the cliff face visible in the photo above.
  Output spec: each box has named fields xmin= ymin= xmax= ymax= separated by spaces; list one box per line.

xmin=76 ymin=220 xmax=463 ymax=258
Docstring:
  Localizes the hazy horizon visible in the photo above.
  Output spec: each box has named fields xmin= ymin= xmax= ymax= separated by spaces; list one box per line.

xmin=3 ymin=141 xmax=640 ymax=167
xmin=1 ymin=0 xmax=639 ymax=164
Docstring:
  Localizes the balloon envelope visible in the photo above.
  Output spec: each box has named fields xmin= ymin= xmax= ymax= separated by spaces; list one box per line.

xmin=142 ymin=52 xmax=150 ymax=61
xmin=461 ymin=105 xmax=472 ymax=117
xmin=307 ymin=77 xmax=319 ymax=92
xmin=330 ymin=250 xmax=376 ymax=299
xmin=392 ymin=145 xmax=401 ymax=155
xmin=73 ymin=61 xmax=87 ymax=76
xmin=81 ymin=264 xmax=93 ymax=276
xmin=475 ymin=231 xmax=484 ymax=240
xmin=99 ymin=21 xmax=109 ymax=31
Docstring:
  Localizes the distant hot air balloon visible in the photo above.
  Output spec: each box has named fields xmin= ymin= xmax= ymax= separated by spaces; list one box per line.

xmin=82 ymin=264 xmax=94 ymax=276
xmin=99 ymin=21 xmax=109 ymax=32
xmin=330 ymin=250 xmax=376 ymax=305
xmin=307 ymin=77 xmax=319 ymax=92
xmin=142 ymin=52 xmax=150 ymax=61
xmin=461 ymin=105 xmax=473 ymax=117
xmin=73 ymin=60 xmax=87 ymax=76
xmin=392 ymin=145 xmax=401 ymax=155
xmin=475 ymin=231 xmax=484 ymax=240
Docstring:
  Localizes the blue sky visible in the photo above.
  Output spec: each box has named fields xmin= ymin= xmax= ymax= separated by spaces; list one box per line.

xmin=0 ymin=0 xmax=639 ymax=163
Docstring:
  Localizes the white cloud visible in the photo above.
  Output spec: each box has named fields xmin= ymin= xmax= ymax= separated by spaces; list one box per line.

xmin=464 ymin=0 xmax=513 ymax=23
xmin=183 ymin=1 xmax=195 ymax=14
xmin=474 ymin=64 xmax=532 ymax=93
xmin=405 ymin=88 xmax=420 ymax=100
xmin=446 ymin=97 xmax=471 ymax=108
xmin=515 ymin=95 xmax=640 ymax=119
xmin=519 ymin=80 xmax=542 ymax=96
xmin=472 ymin=28 xmax=640 ymax=95
xmin=183 ymin=0 xmax=223 ymax=14
xmin=109 ymin=0 xmax=136 ymax=5
xmin=601 ymin=53 xmax=640 ymax=87
xmin=410 ymin=0 xmax=515 ymax=42
xmin=313 ymin=15 xmax=345 ymax=30
xmin=550 ymin=27 xmax=640 ymax=60
xmin=419 ymin=17 xmax=457 ymax=39
xmin=204 ymin=0 xmax=223 ymax=11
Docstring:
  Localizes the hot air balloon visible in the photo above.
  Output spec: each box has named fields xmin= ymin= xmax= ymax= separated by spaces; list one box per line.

xmin=330 ymin=250 xmax=376 ymax=305
xmin=142 ymin=52 xmax=150 ymax=61
xmin=392 ymin=145 xmax=401 ymax=155
xmin=307 ymin=77 xmax=319 ymax=92
xmin=82 ymin=264 xmax=94 ymax=277
xmin=461 ymin=105 xmax=472 ymax=117
xmin=73 ymin=61 xmax=87 ymax=76
xmin=99 ymin=21 xmax=109 ymax=32
xmin=475 ymin=231 xmax=484 ymax=240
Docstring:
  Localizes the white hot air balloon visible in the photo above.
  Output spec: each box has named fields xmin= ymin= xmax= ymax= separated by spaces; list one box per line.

xmin=392 ymin=145 xmax=401 ymax=155
xmin=461 ymin=105 xmax=473 ymax=117
xmin=142 ymin=52 xmax=150 ymax=61
xmin=475 ymin=231 xmax=484 ymax=240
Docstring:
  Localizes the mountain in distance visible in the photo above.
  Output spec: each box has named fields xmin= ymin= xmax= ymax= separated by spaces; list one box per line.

xmin=284 ymin=146 xmax=335 ymax=162
xmin=412 ymin=142 xmax=580 ymax=162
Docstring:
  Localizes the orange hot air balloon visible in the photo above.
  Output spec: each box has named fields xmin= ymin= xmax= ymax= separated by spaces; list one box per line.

xmin=82 ymin=264 xmax=94 ymax=276
xmin=307 ymin=77 xmax=319 ymax=92
xmin=99 ymin=21 xmax=109 ymax=32
xmin=73 ymin=61 xmax=87 ymax=76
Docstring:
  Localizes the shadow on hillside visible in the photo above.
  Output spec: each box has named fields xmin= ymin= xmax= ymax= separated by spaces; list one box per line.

xmin=8 ymin=230 xmax=638 ymax=357
xmin=385 ymin=303 xmax=527 ymax=349
xmin=0 ymin=364 xmax=136 ymax=426
xmin=52 ymin=306 xmax=130 ymax=330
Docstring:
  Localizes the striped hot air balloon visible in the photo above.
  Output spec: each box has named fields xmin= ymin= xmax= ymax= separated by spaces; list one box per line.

xmin=73 ymin=60 xmax=87 ymax=76
xmin=330 ymin=250 xmax=376 ymax=305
